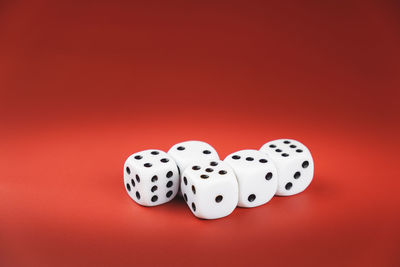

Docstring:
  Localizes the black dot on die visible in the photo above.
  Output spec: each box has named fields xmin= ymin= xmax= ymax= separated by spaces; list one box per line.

xmin=302 ymin=161 xmax=309 ymax=168
xmin=285 ymin=182 xmax=293 ymax=190
xmin=136 ymin=191 xmax=141 ymax=199
xmin=134 ymin=155 xmax=142 ymax=160
xmin=136 ymin=174 xmax=140 ymax=183
xmin=183 ymin=176 xmax=188 ymax=185
xmin=269 ymin=144 xmax=276 ymax=148
xmin=248 ymin=194 xmax=256 ymax=202
xmin=296 ymin=149 xmax=303 ymax=153
xmin=151 ymin=175 xmax=158 ymax=182
xmin=192 ymin=185 xmax=196 ymax=194
xmin=151 ymin=185 xmax=158 ymax=192
xmin=246 ymin=157 xmax=254 ymax=161
xmin=166 ymin=171 xmax=173 ymax=178
xmin=166 ymin=181 xmax=173 ymax=188
xmin=205 ymin=168 xmax=213 ymax=173
xmin=200 ymin=174 xmax=209 ymax=179
xmin=232 ymin=155 xmax=241 ymax=160
xmin=131 ymin=179 xmax=135 ymax=187
xmin=144 ymin=163 xmax=152 ymax=168
xmin=203 ymin=150 xmax=211 ymax=154
xmin=275 ymin=149 xmax=282 ymax=152
xmin=215 ymin=195 xmax=223 ymax=203
xmin=151 ymin=195 xmax=158 ymax=202
xmin=294 ymin=172 xmax=301 ymax=179
xmin=183 ymin=193 xmax=188 ymax=202
xmin=290 ymin=145 xmax=297 ymax=148
xmin=282 ymin=153 xmax=289 ymax=157
xmin=210 ymin=161 xmax=218 ymax=166
xmin=284 ymin=140 xmax=291 ymax=144
xmin=126 ymin=166 xmax=131 ymax=175
xmin=160 ymin=158 xmax=169 ymax=163
xmin=177 ymin=146 xmax=185 ymax=151
xmin=219 ymin=170 xmax=227 ymax=175
xmin=259 ymin=159 xmax=268 ymax=163
xmin=126 ymin=183 xmax=131 ymax=191
xmin=166 ymin=191 xmax=173 ymax=198
xmin=265 ymin=172 xmax=273 ymax=180
xmin=151 ymin=151 xmax=159 ymax=155
xmin=192 ymin=166 xmax=201 ymax=170
xmin=191 ymin=202 xmax=196 ymax=212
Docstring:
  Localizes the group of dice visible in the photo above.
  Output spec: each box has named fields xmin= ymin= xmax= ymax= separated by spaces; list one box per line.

xmin=123 ymin=139 xmax=314 ymax=220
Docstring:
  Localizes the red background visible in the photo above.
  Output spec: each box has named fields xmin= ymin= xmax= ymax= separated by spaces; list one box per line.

xmin=1 ymin=0 xmax=400 ymax=266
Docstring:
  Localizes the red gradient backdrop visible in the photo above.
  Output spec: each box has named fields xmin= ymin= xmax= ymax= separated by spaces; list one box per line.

xmin=1 ymin=1 xmax=400 ymax=266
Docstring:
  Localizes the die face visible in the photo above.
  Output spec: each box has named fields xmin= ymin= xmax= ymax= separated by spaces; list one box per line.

xmin=168 ymin=141 xmax=220 ymax=175
xmin=224 ymin=149 xmax=278 ymax=207
xmin=123 ymin=149 xmax=179 ymax=206
xmin=124 ymin=160 xmax=145 ymax=205
xmin=181 ymin=160 xmax=238 ymax=219
xmin=260 ymin=139 xmax=314 ymax=196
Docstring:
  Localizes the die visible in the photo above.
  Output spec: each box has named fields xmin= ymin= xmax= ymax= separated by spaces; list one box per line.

xmin=259 ymin=139 xmax=314 ymax=196
xmin=123 ymin=149 xmax=179 ymax=206
xmin=224 ymin=149 xmax=278 ymax=208
xmin=180 ymin=160 xmax=238 ymax=219
xmin=168 ymin=140 xmax=220 ymax=176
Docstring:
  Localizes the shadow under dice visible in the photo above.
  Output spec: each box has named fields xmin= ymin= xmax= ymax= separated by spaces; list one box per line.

xmin=123 ymin=149 xmax=179 ymax=206
xmin=260 ymin=139 xmax=314 ymax=196
xmin=168 ymin=140 xmax=219 ymax=176
xmin=180 ymin=160 xmax=238 ymax=219
xmin=224 ymin=149 xmax=278 ymax=208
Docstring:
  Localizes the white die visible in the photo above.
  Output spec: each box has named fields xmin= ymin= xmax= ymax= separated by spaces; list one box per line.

xmin=260 ymin=139 xmax=314 ymax=196
xmin=224 ymin=149 xmax=278 ymax=208
xmin=180 ymin=160 xmax=238 ymax=219
xmin=168 ymin=140 xmax=220 ymax=175
xmin=123 ymin=149 xmax=179 ymax=206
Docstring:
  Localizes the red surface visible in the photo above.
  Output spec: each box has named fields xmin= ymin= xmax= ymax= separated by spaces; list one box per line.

xmin=1 ymin=1 xmax=400 ymax=266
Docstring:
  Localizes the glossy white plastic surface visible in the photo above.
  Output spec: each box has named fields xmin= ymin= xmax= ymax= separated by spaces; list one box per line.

xmin=181 ymin=160 xmax=238 ymax=219
xmin=225 ymin=149 xmax=278 ymax=207
xmin=260 ymin=139 xmax=314 ymax=196
xmin=123 ymin=149 xmax=179 ymax=206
